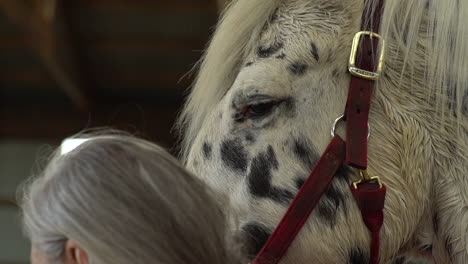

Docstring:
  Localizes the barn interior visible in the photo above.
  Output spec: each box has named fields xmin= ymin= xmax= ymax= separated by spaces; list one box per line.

xmin=0 ymin=1 xmax=429 ymax=264
xmin=0 ymin=0 xmax=226 ymax=262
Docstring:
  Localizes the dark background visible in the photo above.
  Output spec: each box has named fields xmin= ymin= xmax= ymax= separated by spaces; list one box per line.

xmin=0 ymin=0 xmax=224 ymax=147
xmin=0 ymin=1 xmax=428 ymax=263
xmin=0 ymin=0 xmax=225 ymax=263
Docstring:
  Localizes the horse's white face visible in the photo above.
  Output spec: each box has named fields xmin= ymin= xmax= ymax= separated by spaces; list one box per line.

xmin=185 ymin=1 xmax=377 ymax=262
xmin=182 ymin=0 xmax=468 ymax=263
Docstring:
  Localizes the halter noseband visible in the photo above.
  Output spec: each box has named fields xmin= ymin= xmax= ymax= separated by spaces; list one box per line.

xmin=253 ymin=1 xmax=387 ymax=263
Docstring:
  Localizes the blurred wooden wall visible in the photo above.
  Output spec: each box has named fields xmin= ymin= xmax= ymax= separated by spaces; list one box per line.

xmin=0 ymin=1 xmax=219 ymax=262
xmin=0 ymin=0 xmax=219 ymax=147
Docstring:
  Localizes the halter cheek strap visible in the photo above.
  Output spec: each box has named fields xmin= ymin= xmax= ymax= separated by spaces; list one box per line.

xmin=351 ymin=182 xmax=387 ymax=264
xmin=345 ymin=0 xmax=386 ymax=169
xmin=253 ymin=1 xmax=387 ymax=263
xmin=345 ymin=2 xmax=387 ymax=261
xmin=253 ymin=136 xmax=346 ymax=264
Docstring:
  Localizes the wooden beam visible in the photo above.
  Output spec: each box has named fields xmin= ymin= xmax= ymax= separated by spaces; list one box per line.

xmin=0 ymin=35 xmax=207 ymax=51
xmin=0 ymin=106 xmax=180 ymax=148
xmin=0 ymin=70 xmax=192 ymax=91
xmin=0 ymin=0 xmax=91 ymax=111
xmin=0 ymin=198 xmax=18 ymax=208
xmin=67 ymin=0 xmax=215 ymax=12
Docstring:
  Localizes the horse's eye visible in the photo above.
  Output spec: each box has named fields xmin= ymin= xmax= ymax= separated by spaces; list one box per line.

xmin=233 ymin=95 xmax=282 ymax=123
xmin=249 ymin=102 xmax=276 ymax=116
xmin=244 ymin=101 xmax=278 ymax=118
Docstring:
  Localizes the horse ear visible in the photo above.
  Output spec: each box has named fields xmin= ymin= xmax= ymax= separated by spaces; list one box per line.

xmin=64 ymin=240 xmax=89 ymax=264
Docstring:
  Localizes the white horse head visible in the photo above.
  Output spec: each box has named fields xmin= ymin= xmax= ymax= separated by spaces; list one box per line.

xmin=178 ymin=0 xmax=468 ymax=263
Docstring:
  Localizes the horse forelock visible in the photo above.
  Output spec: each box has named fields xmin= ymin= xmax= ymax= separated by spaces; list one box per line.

xmin=176 ymin=0 xmax=283 ymax=162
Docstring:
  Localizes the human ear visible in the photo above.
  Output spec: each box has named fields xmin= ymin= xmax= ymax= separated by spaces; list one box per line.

xmin=31 ymin=246 xmax=51 ymax=264
xmin=64 ymin=240 xmax=89 ymax=264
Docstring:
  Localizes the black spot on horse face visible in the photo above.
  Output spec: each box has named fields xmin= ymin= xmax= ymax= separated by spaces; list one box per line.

xmin=276 ymin=53 xmax=286 ymax=59
xmin=241 ymin=222 xmax=272 ymax=258
xmin=288 ymin=62 xmax=309 ymax=76
xmin=283 ymin=97 xmax=297 ymax=118
xmin=390 ymin=256 xmax=407 ymax=264
xmin=269 ymin=8 xmax=279 ymax=23
xmin=292 ymin=138 xmax=319 ymax=170
xmin=315 ymin=183 xmax=346 ymax=227
xmin=270 ymin=188 xmax=294 ymax=204
xmin=349 ymin=247 xmax=369 ymax=264
xmin=335 ymin=165 xmax=353 ymax=183
xmin=220 ymin=138 xmax=248 ymax=173
xmin=245 ymin=132 xmax=256 ymax=143
xmin=266 ymin=145 xmax=279 ymax=169
xmin=311 ymin=42 xmax=319 ymax=61
xmin=462 ymin=90 xmax=468 ymax=116
xmin=332 ymin=68 xmax=341 ymax=77
xmin=324 ymin=183 xmax=346 ymax=213
xmin=245 ymin=62 xmax=254 ymax=67
xmin=433 ymin=213 xmax=439 ymax=234
xmin=202 ymin=142 xmax=212 ymax=160
xmin=257 ymin=42 xmax=284 ymax=58
xmin=295 ymin=177 xmax=306 ymax=190
xmin=316 ymin=202 xmax=337 ymax=226
xmin=248 ymin=146 xmax=294 ymax=204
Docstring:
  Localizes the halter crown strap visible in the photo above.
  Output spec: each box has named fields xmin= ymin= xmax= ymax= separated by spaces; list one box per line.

xmin=345 ymin=0 xmax=386 ymax=169
xmin=346 ymin=1 xmax=387 ymax=263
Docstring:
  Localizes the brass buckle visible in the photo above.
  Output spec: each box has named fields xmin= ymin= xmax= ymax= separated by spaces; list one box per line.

xmin=352 ymin=169 xmax=383 ymax=189
xmin=348 ymin=31 xmax=385 ymax=80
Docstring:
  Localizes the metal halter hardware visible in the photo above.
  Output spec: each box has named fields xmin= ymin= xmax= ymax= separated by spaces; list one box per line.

xmin=348 ymin=31 xmax=386 ymax=80
xmin=353 ymin=169 xmax=383 ymax=189
xmin=331 ymin=115 xmax=370 ymax=138
xmin=330 ymin=115 xmax=381 ymax=189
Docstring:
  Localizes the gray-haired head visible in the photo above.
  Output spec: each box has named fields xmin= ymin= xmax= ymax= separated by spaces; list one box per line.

xmin=20 ymin=132 xmax=240 ymax=264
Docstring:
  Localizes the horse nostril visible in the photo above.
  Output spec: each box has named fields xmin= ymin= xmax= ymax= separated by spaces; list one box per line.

xmin=240 ymin=222 xmax=272 ymax=259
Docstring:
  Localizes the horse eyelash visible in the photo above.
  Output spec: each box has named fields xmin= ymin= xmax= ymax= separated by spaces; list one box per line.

xmin=240 ymin=100 xmax=281 ymax=120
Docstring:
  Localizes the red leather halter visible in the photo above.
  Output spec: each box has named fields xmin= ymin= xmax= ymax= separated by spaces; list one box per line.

xmin=253 ymin=1 xmax=387 ymax=263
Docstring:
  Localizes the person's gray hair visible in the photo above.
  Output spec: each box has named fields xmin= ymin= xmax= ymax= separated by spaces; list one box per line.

xmin=20 ymin=131 xmax=241 ymax=264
